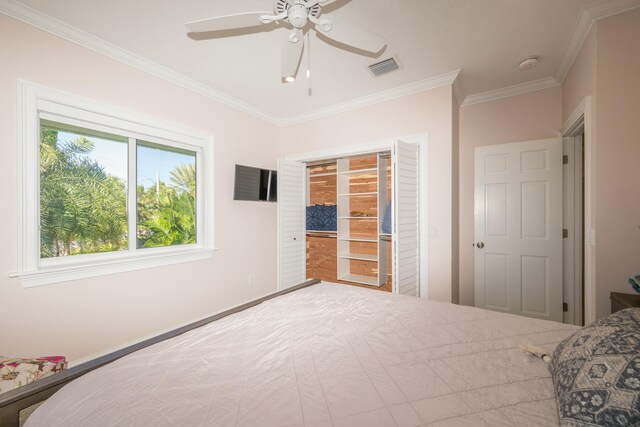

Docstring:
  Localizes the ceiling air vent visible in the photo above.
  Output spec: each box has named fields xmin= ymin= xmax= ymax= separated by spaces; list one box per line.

xmin=368 ymin=57 xmax=400 ymax=77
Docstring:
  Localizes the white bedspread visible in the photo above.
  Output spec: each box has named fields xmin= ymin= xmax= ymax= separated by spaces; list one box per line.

xmin=26 ymin=282 xmax=579 ymax=427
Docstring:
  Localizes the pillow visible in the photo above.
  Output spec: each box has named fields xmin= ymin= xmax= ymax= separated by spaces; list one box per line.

xmin=306 ymin=205 xmax=320 ymax=231
xmin=0 ymin=356 xmax=67 ymax=393
xmin=319 ymin=204 xmax=337 ymax=231
xmin=306 ymin=205 xmax=337 ymax=231
xmin=549 ymin=308 xmax=640 ymax=426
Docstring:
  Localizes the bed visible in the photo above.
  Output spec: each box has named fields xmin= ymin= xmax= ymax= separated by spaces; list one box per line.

xmin=24 ymin=282 xmax=579 ymax=426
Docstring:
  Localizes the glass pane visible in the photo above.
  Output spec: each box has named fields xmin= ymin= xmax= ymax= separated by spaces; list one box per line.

xmin=136 ymin=141 xmax=197 ymax=249
xmin=40 ymin=122 xmax=128 ymax=258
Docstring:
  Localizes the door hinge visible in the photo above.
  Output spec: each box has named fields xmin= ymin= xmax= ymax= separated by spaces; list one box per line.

xmin=563 ymin=155 xmax=569 ymax=165
xmin=563 ymin=229 xmax=569 ymax=238
xmin=563 ymin=302 xmax=568 ymax=312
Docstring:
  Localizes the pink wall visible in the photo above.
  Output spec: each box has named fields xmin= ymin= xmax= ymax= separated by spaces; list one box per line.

xmin=451 ymin=96 xmax=460 ymax=304
xmin=0 ymin=15 xmax=282 ymax=363
xmin=458 ymin=87 xmax=563 ymax=306
xmin=593 ymin=8 xmax=640 ymax=318
xmin=562 ymin=8 xmax=640 ymax=318
xmin=280 ymin=86 xmax=459 ymax=303
xmin=562 ymin=29 xmax=597 ymax=123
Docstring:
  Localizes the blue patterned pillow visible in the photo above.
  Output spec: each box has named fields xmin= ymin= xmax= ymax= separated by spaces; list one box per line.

xmin=549 ymin=308 xmax=640 ymax=426
xmin=306 ymin=205 xmax=337 ymax=231
xmin=318 ymin=205 xmax=337 ymax=231
xmin=306 ymin=205 xmax=320 ymax=231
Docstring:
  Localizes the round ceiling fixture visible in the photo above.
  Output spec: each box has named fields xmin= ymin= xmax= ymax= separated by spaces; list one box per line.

xmin=519 ymin=57 xmax=539 ymax=71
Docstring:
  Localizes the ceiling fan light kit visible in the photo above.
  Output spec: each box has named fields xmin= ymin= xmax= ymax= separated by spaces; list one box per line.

xmin=185 ymin=0 xmax=387 ymax=84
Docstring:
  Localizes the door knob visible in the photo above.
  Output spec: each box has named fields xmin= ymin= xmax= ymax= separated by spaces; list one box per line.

xmin=476 ymin=242 xmax=485 ymax=249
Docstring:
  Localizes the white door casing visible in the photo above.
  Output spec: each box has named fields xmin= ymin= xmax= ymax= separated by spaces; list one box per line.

xmin=563 ymin=136 xmax=584 ymax=325
xmin=277 ymin=159 xmax=306 ymax=290
xmin=393 ymin=141 xmax=419 ymax=297
xmin=474 ymin=138 xmax=563 ymax=321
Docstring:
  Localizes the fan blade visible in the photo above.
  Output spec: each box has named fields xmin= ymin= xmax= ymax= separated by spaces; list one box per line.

xmin=282 ymin=34 xmax=304 ymax=80
xmin=186 ymin=12 xmax=272 ymax=32
xmin=315 ymin=14 xmax=386 ymax=53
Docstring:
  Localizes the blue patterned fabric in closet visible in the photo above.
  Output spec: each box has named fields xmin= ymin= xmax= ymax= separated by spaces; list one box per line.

xmin=306 ymin=205 xmax=337 ymax=231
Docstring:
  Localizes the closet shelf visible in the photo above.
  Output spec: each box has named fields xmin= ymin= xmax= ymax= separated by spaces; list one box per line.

xmin=338 ymin=273 xmax=380 ymax=287
xmin=309 ymin=172 xmax=337 ymax=178
xmin=379 ymin=233 xmax=392 ymax=242
xmin=338 ymin=192 xmax=378 ymax=196
xmin=306 ymin=230 xmax=337 ymax=238
xmin=338 ymin=253 xmax=377 ymax=262
xmin=338 ymin=216 xmax=378 ymax=220
xmin=338 ymin=168 xmax=377 ymax=175
xmin=338 ymin=236 xmax=378 ymax=243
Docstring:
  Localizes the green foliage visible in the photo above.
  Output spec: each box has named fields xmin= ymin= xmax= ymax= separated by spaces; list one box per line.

xmin=39 ymin=127 xmax=196 ymax=258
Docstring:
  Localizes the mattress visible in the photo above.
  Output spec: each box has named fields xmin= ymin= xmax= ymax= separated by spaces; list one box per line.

xmin=26 ymin=282 xmax=579 ymax=427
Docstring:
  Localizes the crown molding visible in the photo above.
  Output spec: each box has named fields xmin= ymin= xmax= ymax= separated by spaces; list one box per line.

xmin=0 ymin=0 xmax=461 ymax=128
xmin=0 ymin=0 xmax=285 ymax=125
xmin=585 ymin=0 xmax=640 ymax=20
xmin=554 ymin=7 xmax=594 ymax=84
xmin=555 ymin=0 xmax=640 ymax=83
xmin=280 ymin=69 xmax=462 ymax=126
xmin=451 ymin=71 xmax=465 ymax=107
xmin=461 ymin=0 xmax=639 ymax=108
xmin=7 ymin=0 xmax=635 ymax=125
xmin=461 ymin=77 xmax=560 ymax=107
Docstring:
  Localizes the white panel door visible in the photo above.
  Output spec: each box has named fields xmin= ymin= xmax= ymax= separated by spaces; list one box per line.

xmin=393 ymin=141 xmax=419 ymax=296
xmin=474 ymin=138 xmax=563 ymax=321
xmin=277 ymin=159 xmax=306 ymax=290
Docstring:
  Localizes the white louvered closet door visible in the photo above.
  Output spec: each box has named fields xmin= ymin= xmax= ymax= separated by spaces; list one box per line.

xmin=277 ymin=159 xmax=307 ymax=290
xmin=393 ymin=141 xmax=420 ymax=296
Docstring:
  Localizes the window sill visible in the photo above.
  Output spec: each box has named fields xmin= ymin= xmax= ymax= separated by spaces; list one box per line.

xmin=10 ymin=247 xmax=217 ymax=288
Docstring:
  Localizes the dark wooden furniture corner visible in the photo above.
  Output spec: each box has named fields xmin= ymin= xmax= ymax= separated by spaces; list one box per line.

xmin=610 ymin=292 xmax=640 ymax=314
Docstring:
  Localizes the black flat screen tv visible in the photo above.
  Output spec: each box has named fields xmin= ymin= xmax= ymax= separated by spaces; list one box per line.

xmin=233 ymin=164 xmax=277 ymax=202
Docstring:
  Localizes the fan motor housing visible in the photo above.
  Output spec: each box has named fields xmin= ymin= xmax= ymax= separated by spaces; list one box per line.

xmin=276 ymin=0 xmax=321 ymax=28
xmin=288 ymin=4 xmax=309 ymax=28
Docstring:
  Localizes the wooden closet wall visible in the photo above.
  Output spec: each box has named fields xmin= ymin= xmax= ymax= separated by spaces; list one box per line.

xmin=306 ymin=154 xmax=393 ymax=292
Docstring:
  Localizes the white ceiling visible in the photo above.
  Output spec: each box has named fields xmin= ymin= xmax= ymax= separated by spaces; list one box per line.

xmin=10 ymin=0 xmax=604 ymax=120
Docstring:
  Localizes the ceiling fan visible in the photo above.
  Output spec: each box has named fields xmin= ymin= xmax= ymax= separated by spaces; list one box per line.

xmin=185 ymin=0 xmax=386 ymax=82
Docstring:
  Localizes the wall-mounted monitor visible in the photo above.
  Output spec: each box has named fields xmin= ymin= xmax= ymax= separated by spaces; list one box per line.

xmin=233 ymin=164 xmax=277 ymax=202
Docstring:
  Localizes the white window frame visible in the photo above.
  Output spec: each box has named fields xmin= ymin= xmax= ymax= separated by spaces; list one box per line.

xmin=13 ymin=81 xmax=215 ymax=287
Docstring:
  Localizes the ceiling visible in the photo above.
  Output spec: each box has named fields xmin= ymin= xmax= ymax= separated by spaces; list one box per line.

xmin=9 ymin=0 xmax=604 ymax=121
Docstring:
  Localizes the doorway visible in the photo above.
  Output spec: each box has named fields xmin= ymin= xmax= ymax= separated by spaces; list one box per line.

xmin=474 ymin=138 xmax=564 ymax=322
xmin=277 ymin=135 xmax=429 ymax=297
xmin=563 ymin=132 xmax=585 ymax=326
xmin=474 ymin=134 xmax=587 ymax=325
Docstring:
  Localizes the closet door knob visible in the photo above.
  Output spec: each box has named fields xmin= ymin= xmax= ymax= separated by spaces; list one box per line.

xmin=476 ymin=242 xmax=485 ymax=249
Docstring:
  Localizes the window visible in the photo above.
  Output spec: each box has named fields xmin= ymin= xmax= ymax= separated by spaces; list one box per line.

xmin=16 ymin=82 xmax=214 ymax=286
xmin=136 ymin=142 xmax=197 ymax=249
xmin=40 ymin=122 xmax=129 ymax=258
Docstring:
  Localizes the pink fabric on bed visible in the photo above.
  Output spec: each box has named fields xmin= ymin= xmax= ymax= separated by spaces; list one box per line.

xmin=0 ymin=356 xmax=67 ymax=393
xmin=26 ymin=283 xmax=579 ymax=426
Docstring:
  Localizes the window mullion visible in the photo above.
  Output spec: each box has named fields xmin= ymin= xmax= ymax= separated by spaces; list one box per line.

xmin=128 ymin=137 xmax=137 ymax=253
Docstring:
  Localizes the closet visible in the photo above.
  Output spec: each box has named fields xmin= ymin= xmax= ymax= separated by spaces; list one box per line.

xmin=278 ymin=140 xmax=422 ymax=297
xmin=306 ymin=153 xmax=393 ymax=291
